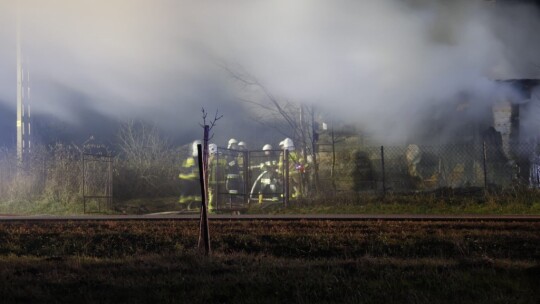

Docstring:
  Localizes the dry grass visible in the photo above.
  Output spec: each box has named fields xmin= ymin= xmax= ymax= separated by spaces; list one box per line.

xmin=0 ymin=220 xmax=538 ymax=303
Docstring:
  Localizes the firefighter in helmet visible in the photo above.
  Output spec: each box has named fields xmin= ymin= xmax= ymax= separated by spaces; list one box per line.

xmin=279 ymin=138 xmax=303 ymax=199
xmin=258 ymin=144 xmax=280 ymax=201
xmin=225 ymin=138 xmax=241 ymax=198
xmin=178 ymin=140 xmax=201 ymax=210
xmin=236 ymin=141 xmax=247 ymax=194
xmin=261 ymin=144 xmax=275 ymax=169
xmin=207 ymin=143 xmax=224 ymax=212
xmin=236 ymin=141 xmax=247 ymax=169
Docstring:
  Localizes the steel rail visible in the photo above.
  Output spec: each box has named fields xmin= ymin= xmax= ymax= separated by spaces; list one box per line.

xmin=0 ymin=214 xmax=539 ymax=222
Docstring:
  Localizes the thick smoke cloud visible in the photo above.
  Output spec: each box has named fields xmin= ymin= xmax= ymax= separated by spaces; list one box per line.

xmin=0 ymin=0 xmax=539 ymax=146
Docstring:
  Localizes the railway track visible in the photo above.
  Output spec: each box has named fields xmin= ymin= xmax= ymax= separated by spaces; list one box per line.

xmin=0 ymin=214 xmax=539 ymax=222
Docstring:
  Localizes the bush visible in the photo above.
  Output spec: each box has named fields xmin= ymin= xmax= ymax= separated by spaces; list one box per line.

xmin=113 ymin=121 xmax=182 ymax=200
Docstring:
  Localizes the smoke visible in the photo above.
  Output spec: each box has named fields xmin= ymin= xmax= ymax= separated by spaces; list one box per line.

xmin=0 ymin=0 xmax=539 ymax=146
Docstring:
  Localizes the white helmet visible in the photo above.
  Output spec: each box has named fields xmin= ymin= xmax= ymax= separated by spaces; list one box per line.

xmin=192 ymin=140 xmax=202 ymax=157
xmin=228 ymin=138 xmax=238 ymax=149
xmin=238 ymin=141 xmax=246 ymax=150
xmin=208 ymin=143 xmax=218 ymax=155
xmin=262 ymin=144 xmax=272 ymax=156
xmin=282 ymin=138 xmax=294 ymax=151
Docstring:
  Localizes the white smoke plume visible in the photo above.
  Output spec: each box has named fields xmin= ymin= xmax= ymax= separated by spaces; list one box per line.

xmin=0 ymin=0 xmax=539 ymax=145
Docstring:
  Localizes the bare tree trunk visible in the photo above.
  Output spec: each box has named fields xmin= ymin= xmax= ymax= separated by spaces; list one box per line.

xmin=197 ymin=126 xmax=211 ymax=255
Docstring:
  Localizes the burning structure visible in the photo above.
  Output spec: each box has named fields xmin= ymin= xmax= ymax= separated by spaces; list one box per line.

xmin=400 ymin=78 xmax=540 ymax=189
xmin=313 ymin=79 xmax=540 ymax=193
xmin=407 ymin=79 xmax=539 ymax=147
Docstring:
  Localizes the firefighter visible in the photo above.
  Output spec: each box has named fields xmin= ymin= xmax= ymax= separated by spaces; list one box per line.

xmin=261 ymin=144 xmax=276 ymax=168
xmin=236 ymin=141 xmax=247 ymax=193
xmin=207 ymin=143 xmax=224 ymax=212
xmin=226 ymin=139 xmax=241 ymax=197
xmin=258 ymin=144 xmax=280 ymax=201
xmin=237 ymin=141 xmax=247 ymax=169
xmin=279 ymin=138 xmax=303 ymax=198
xmin=178 ymin=140 xmax=201 ymax=210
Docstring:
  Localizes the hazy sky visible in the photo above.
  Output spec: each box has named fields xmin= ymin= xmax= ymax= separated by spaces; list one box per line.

xmin=0 ymin=0 xmax=539 ymax=146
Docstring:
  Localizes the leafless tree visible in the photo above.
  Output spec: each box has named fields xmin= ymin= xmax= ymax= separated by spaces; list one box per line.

xmin=222 ymin=64 xmax=321 ymax=195
xmin=198 ymin=108 xmax=222 ymax=255
xmin=115 ymin=120 xmax=177 ymax=199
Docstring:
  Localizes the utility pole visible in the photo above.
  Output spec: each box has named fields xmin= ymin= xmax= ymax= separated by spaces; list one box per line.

xmin=16 ymin=5 xmax=32 ymax=167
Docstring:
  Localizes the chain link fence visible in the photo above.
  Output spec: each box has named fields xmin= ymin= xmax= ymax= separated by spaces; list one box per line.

xmin=83 ymin=152 xmax=113 ymax=213
xmin=319 ymin=142 xmax=540 ymax=196
xmin=0 ymin=143 xmax=116 ymax=212
xmin=209 ymin=148 xmax=248 ymax=211
xmin=210 ymin=148 xmax=290 ymax=211
xmin=3 ymin=140 xmax=539 ymax=213
xmin=208 ymin=142 xmax=540 ymax=208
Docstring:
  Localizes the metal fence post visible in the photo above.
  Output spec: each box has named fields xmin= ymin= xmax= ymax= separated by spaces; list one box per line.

xmin=284 ymin=149 xmax=289 ymax=207
xmin=536 ymin=160 xmax=540 ymax=187
xmin=381 ymin=146 xmax=386 ymax=196
xmin=483 ymin=141 xmax=488 ymax=191
xmin=82 ymin=153 xmax=86 ymax=213
xmin=244 ymin=150 xmax=249 ymax=207
xmin=108 ymin=155 xmax=113 ymax=209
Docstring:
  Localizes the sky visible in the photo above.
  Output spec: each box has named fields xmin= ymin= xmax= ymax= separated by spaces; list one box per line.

xmin=0 ymin=0 xmax=539 ymax=147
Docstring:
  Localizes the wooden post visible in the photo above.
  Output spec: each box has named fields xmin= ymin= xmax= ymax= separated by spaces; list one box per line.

xmin=197 ymin=135 xmax=211 ymax=254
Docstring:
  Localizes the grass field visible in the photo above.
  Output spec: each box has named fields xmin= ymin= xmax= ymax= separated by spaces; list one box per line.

xmin=254 ymin=189 xmax=540 ymax=215
xmin=0 ymin=219 xmax=538 ymax=303
xmin=2 ymin=187 xmax=540 ymax=216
